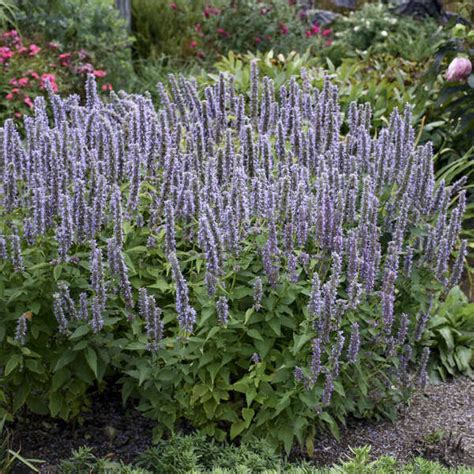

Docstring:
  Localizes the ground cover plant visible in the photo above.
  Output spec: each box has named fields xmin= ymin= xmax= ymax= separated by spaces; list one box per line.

xmin=55 ymin=439 xmax=474 ymax=474
xmin=0 ymin=62 xmax=469 ymax=454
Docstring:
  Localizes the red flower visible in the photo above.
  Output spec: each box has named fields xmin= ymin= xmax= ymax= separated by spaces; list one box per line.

xmin=93 ymin=69 xmax=107 ymax=78
xmin=28 ymin=44 xmax=41 ymax=56
xmin=279 ymin=23 xmax=289 ymax=35
xmin=322 ymin=28 xmax=332 ymax=37
xmin=203 ymin=5 xmax=220 ymax=18
xmin=311 ymin=24 xmax=320 ymax=35
xmin=190 ymin=40 xmax=198 ymax=48
xmin=305 ymin=30 xmax=312 ymax=38
xmin=217 ymin=28 xmax=229 ymax=38
xmin=24 ymin=96 xmax=33 ymax=108
xmin=255 ymin=37 xmax=262 ymax=44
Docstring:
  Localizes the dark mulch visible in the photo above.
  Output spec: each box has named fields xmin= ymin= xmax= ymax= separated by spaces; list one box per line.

xmin=11 ymin=387 xmax=155 ymax=473
xmin=10 ymin=377 xmax=474 ymax=472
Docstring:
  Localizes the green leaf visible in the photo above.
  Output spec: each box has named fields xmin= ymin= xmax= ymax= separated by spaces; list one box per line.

xmin=247 ymin=329 xmax=263 ymax=340
xmin=5 ymin=354 xmax=22 ymax=376
xmin=49 ymin=391 xmax=62 ymax=417
xmin=53 ymin=264 xmax=62 ymax=281
xmin=292 ymin=333 xmax=313 ymax=355
xmin=242 ymin=407 xmax=254 ymax=427
xmin=230 ymin=420 xmax=247 ymax=439
xmin=52 ymin=368 xmax=71 ymax=391
xmin=84 ymin=347 xmax=98 ymax=378
xmin=438 ymin=327 xmax=454 ymax=350
xmin=54 ymin=351 xmax=77 ymax=371
xmin=69 ymin=325 xmax=91 ymax=339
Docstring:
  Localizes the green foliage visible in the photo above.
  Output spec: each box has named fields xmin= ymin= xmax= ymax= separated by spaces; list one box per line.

xmin=330 ymin=3 xmax=446 ymax=62
xmin=15 ymin=0 xmax=134 ymax=88
xmin=422 ymin=22 xmax=474 ymax=164
xmin=132 ymin=0 xmax=206 ymax=61
xmin=58 ymin=446 xmax=151 ymax=474
xmin=57 ymin=437 xmax=474 ymax=473
xmin=132 ymin=0 xmax=333 ymax=66
xmin=0 ymin=0 xmax=18 ymax=30
xmin=426 ymin=287 xmax=474 ymax=381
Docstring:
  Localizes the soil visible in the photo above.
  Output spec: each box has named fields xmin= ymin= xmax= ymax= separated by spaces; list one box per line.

xmin=10 ymin=377 xmax=474 ymax=473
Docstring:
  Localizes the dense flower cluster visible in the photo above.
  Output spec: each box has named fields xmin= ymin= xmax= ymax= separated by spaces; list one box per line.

xmin=0 ymin=30 xmax=112 ymax=121
xmin=0 ymin=66 xmax=466 ymax=400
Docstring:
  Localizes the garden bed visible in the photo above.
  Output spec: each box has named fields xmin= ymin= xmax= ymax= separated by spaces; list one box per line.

xmin=12 ymin=377 xmax=474 ymax=472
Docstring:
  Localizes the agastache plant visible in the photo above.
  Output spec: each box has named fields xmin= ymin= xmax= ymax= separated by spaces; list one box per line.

xmin=0 ymin=68 xmax=468 ymax=428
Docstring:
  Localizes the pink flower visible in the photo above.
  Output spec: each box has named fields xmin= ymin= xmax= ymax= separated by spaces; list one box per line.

xmin=279 ymin=23 xmax=289 ymax=35
xmin=5 ymin=92 xmax=14 ymax=101
xmin=14 ymin=112 xmax=22 ymax=119
xmin=325 ymin=39 xmax=333 ymax=47
xmin=190 ymin=40 xmax=198 ymax=48
xmin=30 ymin=72 xmax=40 ymax=80
xmin=0 ymin=46 xmax=14 ymax=63
xmin=93 ymin=69 xmax=107 ymax=78
xmin=76 ymin=63 xmax=94 ymax=75
xmin=18 ymin=77 xmax=29 ymax=87
xmin=9 ymin=78 xmax=18 ymax=86
xmin=101 ymin=83 xmax=113 ymax=92
xmin=311 ymin=24 xmax=320 ymax=35
xmin=195 ymin=23 xmax=202 ymax=33
xmin=446 ymin=57 xmax=472 ymax=82
xmin=170 ymin=2 xmax=177 ymax=9
xmin=305 ymin=30 xmax=312 ymax=38
xmin=40 ymin=73 xmax=58 ymax=92
xmin=24 ymin=96 xmax=33 ymax=108
xmin=322 ymin=28 xmax=332 ymax=37
xmin=255 ymin=37 xmax=262 ymax=44
xmin=17 ymin=46 xmax=28 ymax=54
xmin=217 ymin=28 xmax=229 ymax=38
xmin=28 ymin=44 xmax=41 ymax=56
xmin=204 ymin=5 xmax=220 ymax=18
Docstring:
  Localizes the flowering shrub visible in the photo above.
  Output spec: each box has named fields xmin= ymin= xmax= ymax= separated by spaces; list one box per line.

xmin=0 ymin=30 xmax=112 ymax=123
xmin=132 ymin=0 xmax=333 ymax=64
xmin=0 ymin=68 xmax=468 ymax=451
xmin=15 ymin=0 xmax=133 ymax=89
